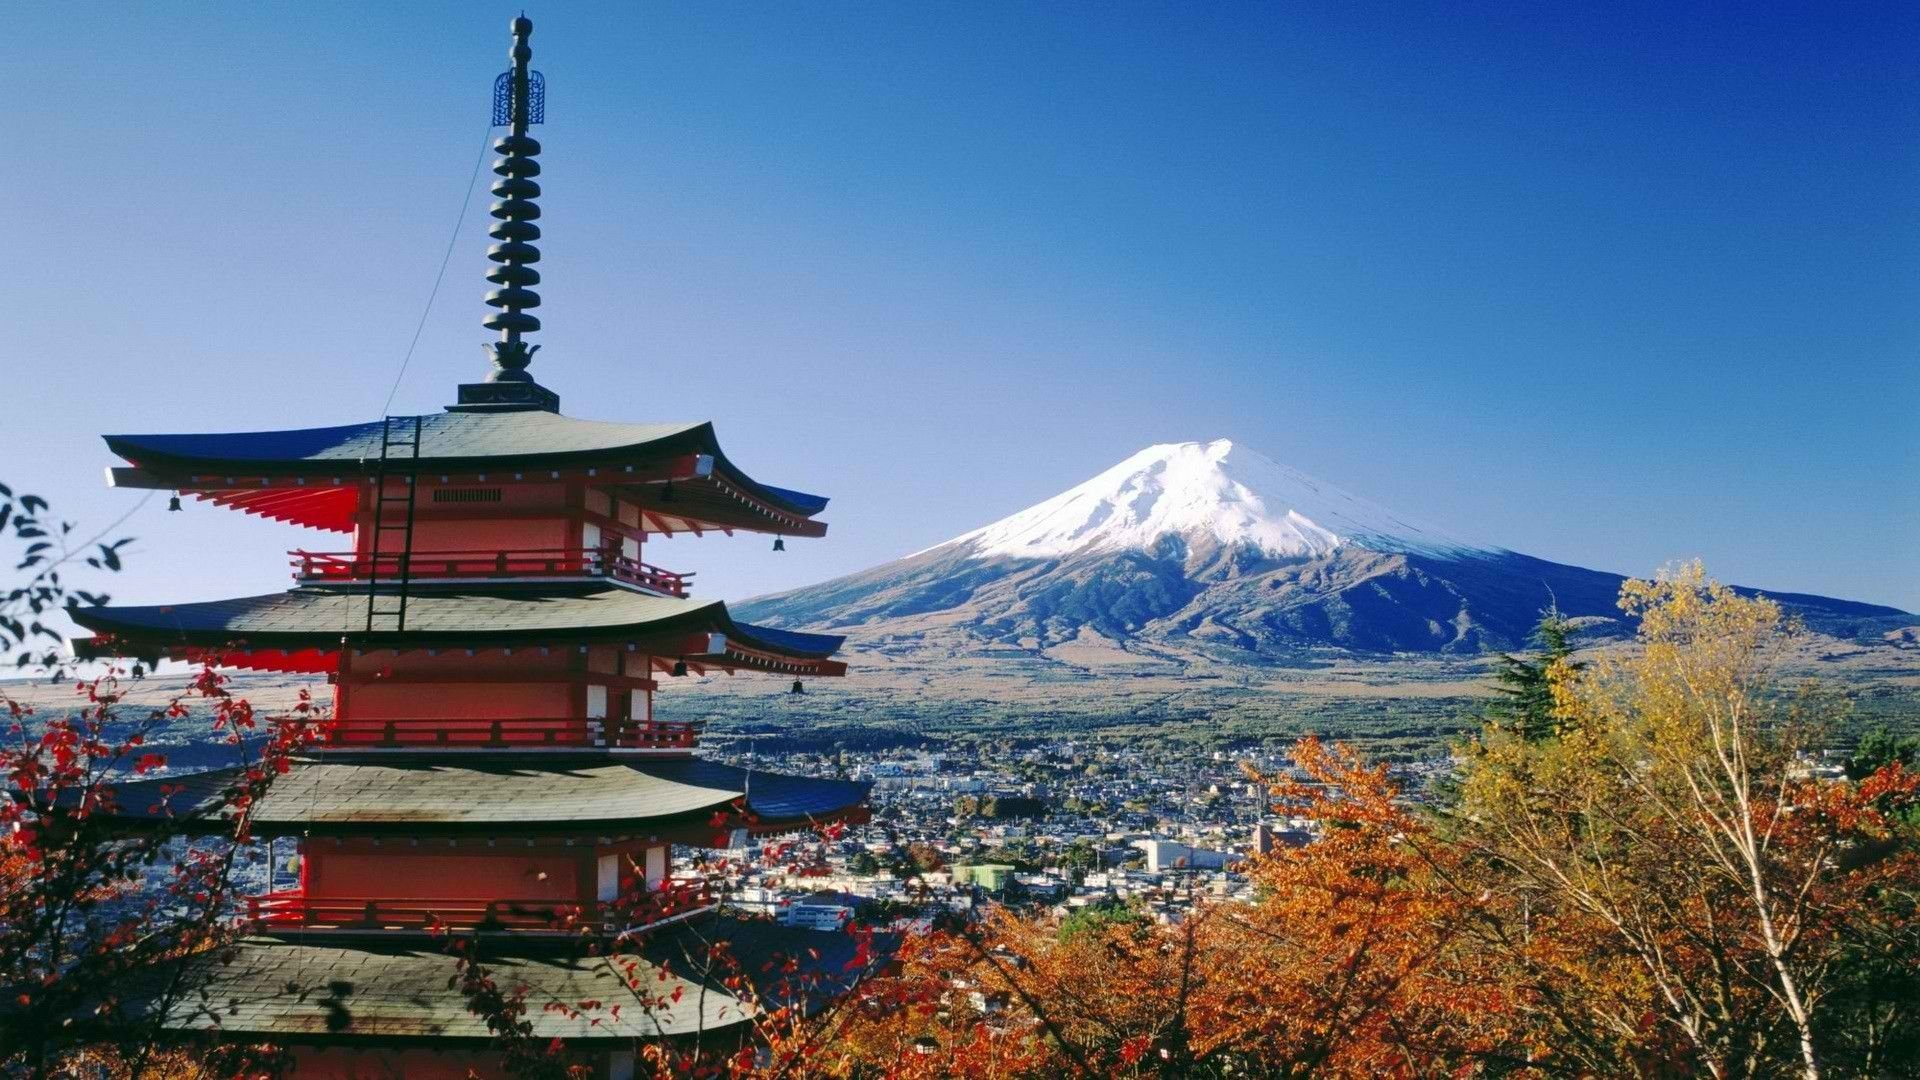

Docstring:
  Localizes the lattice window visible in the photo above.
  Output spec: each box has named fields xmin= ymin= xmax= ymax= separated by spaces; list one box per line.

xmin=430 ymin=487 xmax=503 ymax=504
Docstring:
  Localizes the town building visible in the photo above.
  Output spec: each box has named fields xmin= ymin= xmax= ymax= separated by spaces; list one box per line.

xmin=1133 ymin=838 xmax=1238 ymax=873
xmin=952 ymin=863 xmax=1018 ymax=892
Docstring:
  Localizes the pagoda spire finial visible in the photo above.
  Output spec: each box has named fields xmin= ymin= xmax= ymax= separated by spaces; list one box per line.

xmin=455 ymin=15 xmax=558 ymax=412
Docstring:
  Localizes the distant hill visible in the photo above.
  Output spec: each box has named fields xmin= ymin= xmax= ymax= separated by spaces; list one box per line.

xmin=740 ymin=439 xmax=1912 ymax=659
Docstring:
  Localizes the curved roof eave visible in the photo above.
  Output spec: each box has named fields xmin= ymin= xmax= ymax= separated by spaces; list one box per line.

xmin=67 ymin=586 xmax=844 ymax=664
xmin=103 ymin=413 xmax=829 ymax=520
xmin=78 ymin=758 xmax=872 ymax=834
xmin=719 ymin=616 xmax=845 ymax=659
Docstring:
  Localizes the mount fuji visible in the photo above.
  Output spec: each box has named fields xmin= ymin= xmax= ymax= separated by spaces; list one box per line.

xmin=738 ymin=440 xmax=1910 ymax=658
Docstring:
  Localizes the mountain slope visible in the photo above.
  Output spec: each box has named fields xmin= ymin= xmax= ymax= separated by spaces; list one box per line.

xmin=740 ymin=440 xmax=1911 ymax=658
xmin=938 ymin=439 xmax=1488 ymax=561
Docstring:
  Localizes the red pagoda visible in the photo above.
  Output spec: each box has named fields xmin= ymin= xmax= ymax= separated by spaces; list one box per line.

xmin=72 ymin=18 xmax=867 ymax=1077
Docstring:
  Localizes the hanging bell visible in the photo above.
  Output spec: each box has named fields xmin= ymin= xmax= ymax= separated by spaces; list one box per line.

xmin=790 ymin=679 xmax=805 ymax=695
xmin=167 ymin=494 xmax=183 ymax=512
xmin=671 ymin=660 xmax=688 ymax=677
xmin=772 ymin=536 xmax=785 ymax=552
xmin=659 ymin=481 xmax=676 ymax=503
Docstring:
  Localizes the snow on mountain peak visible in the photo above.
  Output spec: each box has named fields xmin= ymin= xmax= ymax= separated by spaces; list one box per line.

xmin=939 ymin=439 xmax=1494 ymax=561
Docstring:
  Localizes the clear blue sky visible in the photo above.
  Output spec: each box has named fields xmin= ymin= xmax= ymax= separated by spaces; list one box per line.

xmin=12 ymin=1 xmax=1918 ymax=614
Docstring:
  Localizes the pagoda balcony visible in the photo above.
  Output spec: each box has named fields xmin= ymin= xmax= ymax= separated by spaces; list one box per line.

xmin=309 ymin=716 xmax=700 ymax=751
xmin=244 ymin=886 xmax=718 ymax=936
xmin=291 ymin=547 xmax=692 ymax=597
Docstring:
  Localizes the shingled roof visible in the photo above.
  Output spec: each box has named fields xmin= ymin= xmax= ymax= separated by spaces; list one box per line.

xmin=93 ymin=755 xmax=873 ymax=835
xmin=105 ymin=412 xmax=829 ymax=518
xmin=69 ymin=584 xmax=844 ymax=661
xmin=124 ymin=937 xmax=752 ymax=1040
xmin=118 ymin=915 xmax=896 ymax=1043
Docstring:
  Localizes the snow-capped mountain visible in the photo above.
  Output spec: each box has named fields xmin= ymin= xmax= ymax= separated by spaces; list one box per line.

xmin=740 ymin=440 xmax=1911 ymax=657
xmin=933 ymin=439 xmax=1489 ymax=562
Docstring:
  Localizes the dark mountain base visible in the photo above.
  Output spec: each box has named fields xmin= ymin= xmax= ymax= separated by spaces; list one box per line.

xmin=741 ymin=543 xmax=1911 ymax=657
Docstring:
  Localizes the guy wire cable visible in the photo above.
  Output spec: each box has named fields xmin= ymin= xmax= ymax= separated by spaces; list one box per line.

xmin=379 ymin=122 xmax=495 ymax=417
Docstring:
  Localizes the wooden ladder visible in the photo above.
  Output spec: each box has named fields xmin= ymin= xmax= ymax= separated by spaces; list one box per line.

xmin=363 ymin=415 xmax=424 ymax=634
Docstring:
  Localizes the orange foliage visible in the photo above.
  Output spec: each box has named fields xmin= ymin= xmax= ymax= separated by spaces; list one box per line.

xmin=821 ymin=738 xmax=1528 ymax=1078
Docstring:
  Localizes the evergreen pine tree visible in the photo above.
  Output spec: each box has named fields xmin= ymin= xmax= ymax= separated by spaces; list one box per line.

xmin=1847 ymin=727 xmax=1920 ymax=780
xmin=1486 ymin=608 xmax=1579 ymax=741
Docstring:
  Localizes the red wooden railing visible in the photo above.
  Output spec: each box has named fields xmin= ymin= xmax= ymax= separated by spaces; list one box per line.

xmin=290 ymin=547 xmax=692 ymax=597
xmin=296 ymin=717 xmax=700 ymax=750
xmin=246 ymin=892 xmax=590 ymax=932
xmin=244 ymin=885 xmax=718 ymax=933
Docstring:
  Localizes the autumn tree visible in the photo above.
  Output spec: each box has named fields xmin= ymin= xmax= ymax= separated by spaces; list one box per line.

xmin=1454 ymin=563 xmax=1920 ymax=1078
xmin=0 ymin=483 xmax=326 ymax=1077
xmin=826 ymin=738 xmax=1525 ymax=1078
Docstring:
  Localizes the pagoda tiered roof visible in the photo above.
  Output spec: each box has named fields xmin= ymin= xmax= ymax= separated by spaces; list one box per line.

xmin=93 ymin=755 xmax=871 ymax=835
xmin=65 ymin=14 xmax=878 ymax=1066
xmin=104 ymin=413 xmax=829 ymax=536
xmin=70 ymin=585 xmax=846 ymax=675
